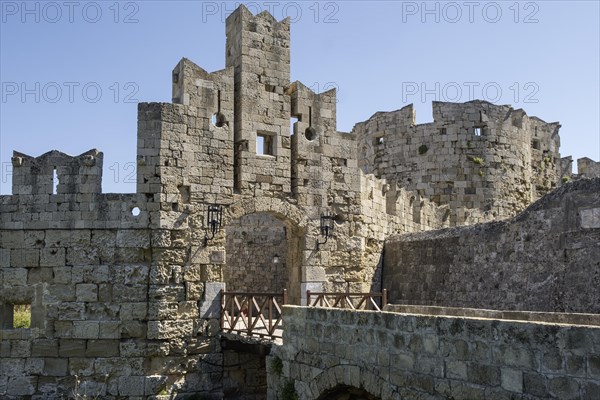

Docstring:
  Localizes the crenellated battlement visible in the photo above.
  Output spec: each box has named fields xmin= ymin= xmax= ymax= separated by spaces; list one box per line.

xmin=355 ymin=100 xmax=564 ymax=221
xmin=11 ymin=149 xmax=103 ymax=196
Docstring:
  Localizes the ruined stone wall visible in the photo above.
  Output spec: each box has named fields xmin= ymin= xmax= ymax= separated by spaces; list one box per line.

xmin=355 ymin=101 xmax=562 ymax=223
xmin=268 ymin=306 xmax=600 ymax=400
xmin=578 ymin=157 xmax=600 ymax=179
xmin=225 ymin=212 xmax=288 ymax=293
xmin=383 ymin=178 xmax=600 ymax=313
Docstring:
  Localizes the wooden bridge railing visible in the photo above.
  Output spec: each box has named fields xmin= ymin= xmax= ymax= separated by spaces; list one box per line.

xmin=220 ymin=289 xmax=387 ymax=341
xmin=220 ymin=290 xmax=287 ymax=340
xmin=306 ymin=289 xmax=388 ymax=311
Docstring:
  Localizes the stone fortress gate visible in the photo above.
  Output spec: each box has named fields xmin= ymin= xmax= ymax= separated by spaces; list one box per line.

xmin=1 ymin=5 xmax=599 ymax=399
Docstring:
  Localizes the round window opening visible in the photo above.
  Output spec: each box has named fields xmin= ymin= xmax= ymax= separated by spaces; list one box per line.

xmin=131 ymin=207 xmax=141 ymax=217
xmin=305 ymin=127 xmax=317 ymax=141
xmin=212 ymin=112 xmax=226 ymax=128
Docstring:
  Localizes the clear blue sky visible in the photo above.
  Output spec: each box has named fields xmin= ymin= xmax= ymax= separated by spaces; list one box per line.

xmin=1 ymin=0 xmax=598 ymax=194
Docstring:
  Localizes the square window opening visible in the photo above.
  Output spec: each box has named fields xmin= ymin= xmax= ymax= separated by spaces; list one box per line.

xmin=257 ymin=132 xmax=274 ymax=156
xmin=532 ymin=139 xmax=540 ymax=150
xmin=1 ymin=303 xmax=31 ymax=329
xmin=52 ymin=168 xmax=59 ymax=195
xmin=474 ymin=126 xmax=487 ymax=137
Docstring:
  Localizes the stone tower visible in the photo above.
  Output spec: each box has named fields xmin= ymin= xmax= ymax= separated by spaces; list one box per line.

xmin=226 ymin=7 xmax=292 ymax=193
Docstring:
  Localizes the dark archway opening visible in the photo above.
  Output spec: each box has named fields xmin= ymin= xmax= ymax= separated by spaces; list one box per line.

xmin=317 ymin=385 xmax=380 ymax=400
xmin=224 ymin=212 xmax=300 ymax=298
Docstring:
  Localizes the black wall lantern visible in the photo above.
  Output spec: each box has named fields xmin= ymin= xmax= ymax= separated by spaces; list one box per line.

xmin=317 ymin=212 xmax=335 ymax=248
xmin=204 ymin=204 xmax=223 ymax=245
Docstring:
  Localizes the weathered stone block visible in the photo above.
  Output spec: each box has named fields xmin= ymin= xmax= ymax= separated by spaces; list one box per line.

xmin=121 ymin=320 xmax=146 ymax=339
xmin=186 ymin=281 xmax=204 ymax=300
xmin=468 ymin=363 xmax=500 ymax=386
xmin=590 ymin=354 xmax=600 ymax=378
xmin=580 ymin=207 xmax=600 ymax=229
xmin=0 ymin=375 xmax=7 ymax=395
xmin=113 ymin=284 xmax=148 ymax=302
xmin=76 ymin=283 xmax=98 ymax=302
xmin=543 ymin=349 xmax=563 ymax=371
xmin=72 ymin=265 xmax=110 ymax=283
xmin=120 ymin=303 xmax=147 ymax=321
xmin=7 ymin=376 xmax=37 ymax=396
xmin=493 ymin=346 xmax=536 ymax=369
xmin=54 ymin=321 xmax=74 ymax=338
xmin=199 ymin=282 xmax=225 ymax=318
xmin=501 ymin=368 xmax=523 ymax=393
xmin=42 ymin=358 xmax=68 ymax=376
xmin=72 ymin=321 xmax=100 ymax=339
xmin=582 ymin=381 xmax=600 ymax=400
xmin=144 ymin=375 xmax=169 ymax=396
xmin=548 ymin=376 xmax=579 ymax=399
xmin=0 ymin=358 xmax=25 ymax=376
xmin=69 ymin=357 xmax=94 ymax=376
xmin=118 ymin=376 xmax=145 ymax=395
xmin=40 ymin=248 xmax=66 ymax=267
xmin=116 ymin=230 xmax=150 ymax=248
xmin=86 ymin=340 xmax=119 ymax=357
xmin=0 ymin=249 xmax=11 ymax=268
xmin=445 ymin=360 xmax=468 ymax=380
xmin=147 ymin=320 xmax=193 ymax=340
xmin=120 ymin=341 xmax=146 ymax=357
xmin=9 ymin=340 xmax=31 ymax=357
xmin=391 ymin=353 xmax=414 ymax=370
xmin=31 ymin=339 xmax=59 ymax=357
xmin=149 ymin=285 xmax=185 ymax=302
xmin=3 ymin=268 xmax=28 ymax=285
xmin=111 ymin=265 xmax=149 ymax=285
xmin=45 ymin=284 xmax=76 ymax=302
xmin=58 ymin=339 xmax=86 ymax=357
xmin=99 ymin=321 xmax=121 ymax=339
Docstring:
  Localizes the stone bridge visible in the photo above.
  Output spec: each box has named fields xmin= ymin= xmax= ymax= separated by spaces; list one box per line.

xmin=265 ymin=305 xmax=600 ymax=400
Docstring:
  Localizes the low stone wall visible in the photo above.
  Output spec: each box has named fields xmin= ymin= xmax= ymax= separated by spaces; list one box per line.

xmin=384 ymin=305 xmax=600 ymax=327
xmin=268 ymin=306 xmax=600 ymax=400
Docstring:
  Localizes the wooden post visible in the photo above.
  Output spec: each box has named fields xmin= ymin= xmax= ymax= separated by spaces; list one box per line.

xmin=247 ymin=295 xmax=253 ymax=336
xmin=283 ymin=289 xmax=288 ymax=305
xmin=382 ymin=289 xmax=388 ymax=308
xmin=219 ymin=290 xmax=224 ymax=332
xmin=268 ymin=295 xmax=273 ymax=334
xmin=306 ymin=290 xmax=311 ymax=307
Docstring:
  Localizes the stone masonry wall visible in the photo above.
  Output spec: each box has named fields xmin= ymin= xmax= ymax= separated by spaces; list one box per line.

xmin=267 ymin=306 xmax=600 ymax=399
xmin=222 ymin=348 xmax=268 ymax=399
xmin=355 ymin=101 xmax=562 ymax=223
xmin=383 ymin=178 xmax=600 ymax=313
xmin=225 ymin=212 xmax=288 ymax=293
xmin=1 ymin=4 xmax=598 ymax=399
xmin=0 ymin=210 xmax=224 ymax=398
xmin=1 ymin=142 xmax=226 ymax=399
xmin=578 ymin=158 xmax=600 ymax=179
